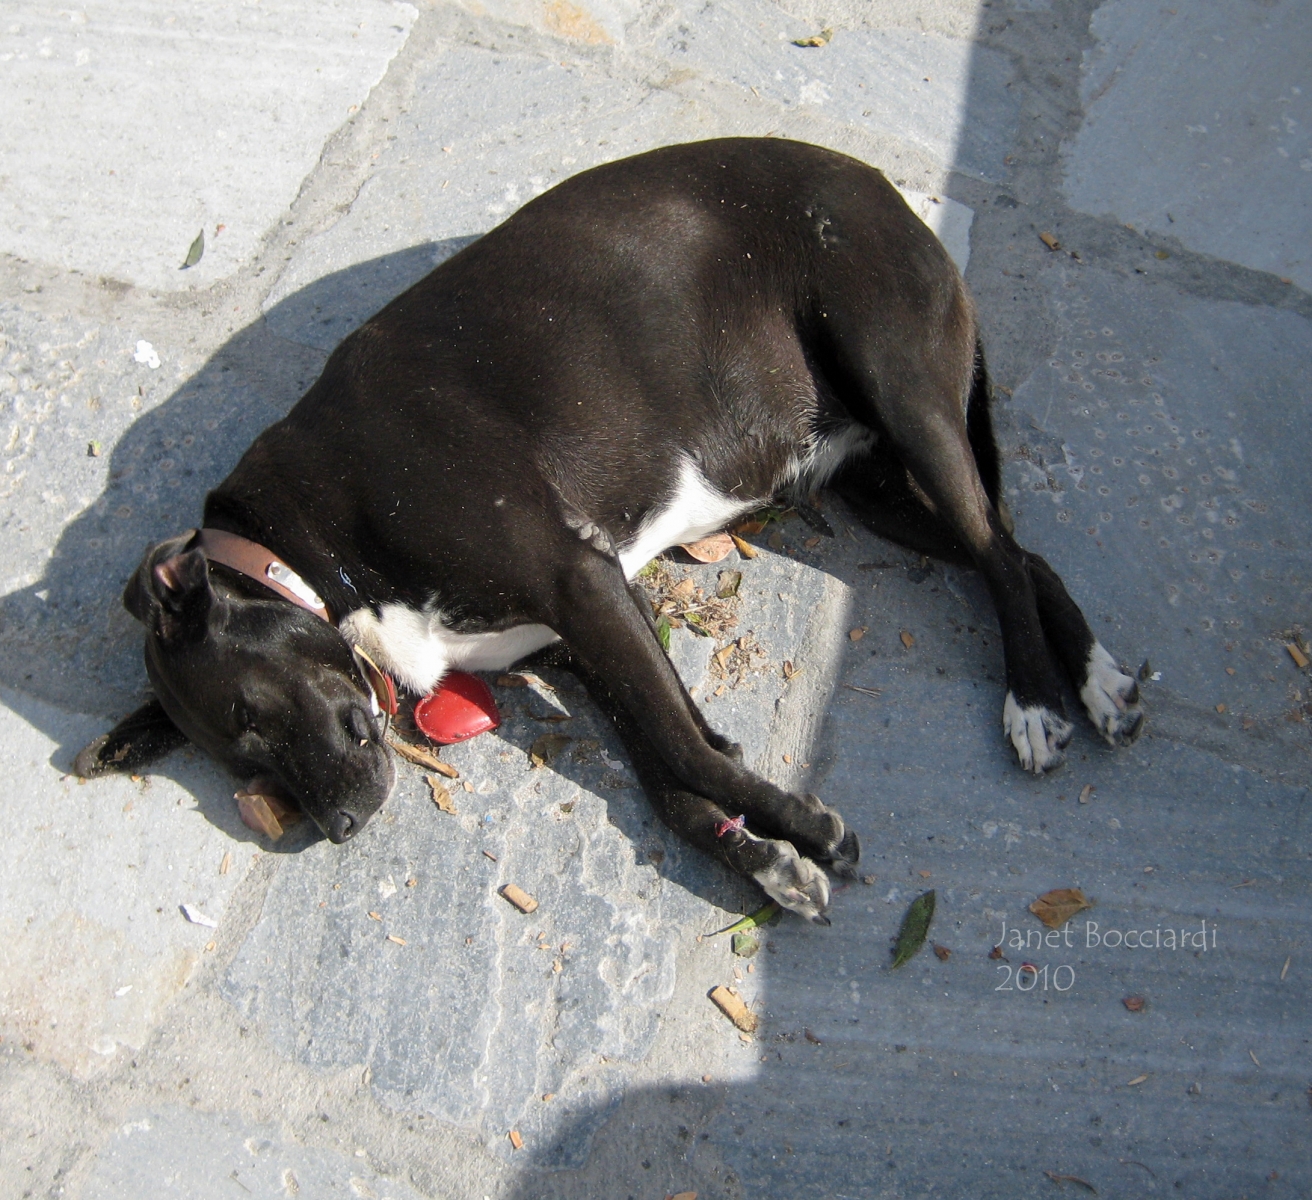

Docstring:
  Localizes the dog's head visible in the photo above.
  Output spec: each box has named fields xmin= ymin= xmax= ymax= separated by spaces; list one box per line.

xmin=120 ymin=533 xmax=395 ymax=842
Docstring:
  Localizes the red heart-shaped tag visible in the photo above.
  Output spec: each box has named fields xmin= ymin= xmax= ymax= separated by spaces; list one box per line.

xmin=413 ymin=672 xmax=501 ymax=744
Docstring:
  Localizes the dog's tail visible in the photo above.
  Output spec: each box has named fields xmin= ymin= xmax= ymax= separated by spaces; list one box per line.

xmin=966 ymin=338 xmax=1011 ymax=530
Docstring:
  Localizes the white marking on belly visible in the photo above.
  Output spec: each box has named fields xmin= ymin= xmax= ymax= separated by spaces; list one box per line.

xmin=777 ymin=422 xmax=876 ymax=493
xmin=618 ymin=456 xmax=757 ymax=579
xmin=339 ymin=604 xmax=557 ymax=694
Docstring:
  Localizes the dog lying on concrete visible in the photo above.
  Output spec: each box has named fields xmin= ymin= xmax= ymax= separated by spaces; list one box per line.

xmin=76 ymin=138 xmax=1143 ymax=922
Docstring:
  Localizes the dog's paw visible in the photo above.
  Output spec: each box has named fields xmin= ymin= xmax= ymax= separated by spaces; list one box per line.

xmin=1079 ymin=642 xmax=1144 ymax=746
xmin=1002 ymin=692 xmax=1073 ymax=774
xmin=801 ymin=794 xmax=860 ymax=877
xmin=753 ymin=840 xmax=832 ymax=924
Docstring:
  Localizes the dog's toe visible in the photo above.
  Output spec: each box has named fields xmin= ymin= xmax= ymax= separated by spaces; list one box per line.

xmin=753 ymin=840 xmax=831 ymax=923
xmin=1080 ymin=642 xmax=1145 ymax=746
xmin=1003 ymin=692 xmax=1073 ymax=774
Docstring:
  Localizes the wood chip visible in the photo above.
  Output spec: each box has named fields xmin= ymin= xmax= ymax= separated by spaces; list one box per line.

xmin=709 ymin=985 xmax=758 ymax=1032
xmin=508 ymin=1130 xmax=523 ymax=1150
xmin=387 ymin=934 xmax=406 ymax=945
xmin=1286 ymin=642 xmax=1309 ymax=669
xmin=500 ymin=883 xmax=539 ymax=914
xmin=1281 ymin=956 xmax=1291 ymax=980
xmin=933 ymin=944 xmax=951 ymax=961
xmin=1126 ymin=1074 xmax=1148 ymax=1086
xmin=482 ymin=850 xmax=498 ymax=862
xmin=1215 ymin=703 xmax=1226 ymax=714
xmin=729 ymin=533 xmax=758 ymax=559
xmin=542 ymin=1092 xmax=555 ymax=1101
xmin=1039 ymin=231 xmax=1061 ymax=251
xmin=389 ymin=738 xmax=459 ymax=777
xmin=848 ymin=626 xmax=867 ymax=641
xmin=219 ymin=852 xmax=232 ymax=876
xmin=900 ymin=629 xmax=915 ymax=649
xmin=1249 ymin=1049 xmax=1260 ymax=1067
xmin=427 ymin=776 xmax=457 ymax=814
xmin=667 ymin=1192 xmax=698 ymax=1200
xmin=368 ymin=911 xmax=382 ymax=921
xmin=1078 ymin=784 xmax=1095 ymax=804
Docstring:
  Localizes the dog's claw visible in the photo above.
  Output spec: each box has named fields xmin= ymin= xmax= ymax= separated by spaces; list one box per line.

xmin=753 ymin=840 xmax=831 ymax=923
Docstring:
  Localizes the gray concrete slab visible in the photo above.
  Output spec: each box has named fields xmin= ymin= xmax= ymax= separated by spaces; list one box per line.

xmin=1063 ymin=0 xmax=1312 ymax=290
xmin=1 ymin=1 xmax=1310 ymax=1198
xmin=0 ymin=1 xmax=416 ymax=291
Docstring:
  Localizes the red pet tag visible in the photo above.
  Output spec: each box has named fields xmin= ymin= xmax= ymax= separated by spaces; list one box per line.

xmin=414 ymin=672 xmax=502 ymax=744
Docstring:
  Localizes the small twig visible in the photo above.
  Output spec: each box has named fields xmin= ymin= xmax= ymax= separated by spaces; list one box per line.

xmin=1044 ymin=1171 xmax=1097 ymax=1193
xmin=1119 ymin=1160 xmax=1157 ymax=1179
xmin=844 ymin=685 xmax=883 ymax=698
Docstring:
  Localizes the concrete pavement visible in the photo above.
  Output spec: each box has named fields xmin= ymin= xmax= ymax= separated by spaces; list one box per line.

xmin=1 ymin=1 xmax=1309 ymax=1197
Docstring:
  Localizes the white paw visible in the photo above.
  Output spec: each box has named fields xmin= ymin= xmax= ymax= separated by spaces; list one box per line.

xmin=1002 ymin=692 xmax=1073 ymax=774
xmin=753 ymin=839 xmax=831 ymax=924
xmin=1080 ymin=642 xmax=1144 ymax=745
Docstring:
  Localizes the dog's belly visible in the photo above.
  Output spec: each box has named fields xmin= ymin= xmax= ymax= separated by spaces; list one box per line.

xmin=342 ymin=436 xmax=870 ymax=694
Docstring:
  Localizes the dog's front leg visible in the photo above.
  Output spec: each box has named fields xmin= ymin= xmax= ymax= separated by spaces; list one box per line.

xmin=549 ymin=553 xmax=859 ymax=881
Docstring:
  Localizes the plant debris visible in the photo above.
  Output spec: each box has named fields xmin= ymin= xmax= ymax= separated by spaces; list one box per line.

xmin=716 ymin=569 xmax=743 ymax=598
xmin=499 ymin=884 xmax=539 ymax=914
xmin=387 ymin=934 xmax=406 ymax=946
xmin=389 ymin=737 xmax=459 ymax=777
xmin=933 ymin=944 xmax=951 ymax=961
xmin=731 ymin=932 xmax=760 ymax=958
xmin=1287 ymin=642 xmax=1309 ymax=669
xmin=729 ymin=532 xmax=758 ymax=558
xmin=181 ymin=229 xmax=205 ymax=269
xmin=848 ymin=626 xmax=867 ymax=641
xmin=709 ymin=985 xmax=758 ymax=1032
xmin=680 ymin=533 xmax=735 ymax=562
xmin=1043 ymin=1171 xmax=1096 ymax=1193
xmin=427 ymin=775 xmax=457 ymax=814
xmin=1038 ymin=231 xmax=1061 ymax=251
xmin=1029 ymin=888 xmax=1092 ymax=929
xmin=1126 ymin=1074 xmax=1148 ymax=1086
xmin=508 ymin=1130 xmax=523 ymax=1150
xmin=1078 ymin=784 xmax=1094 ymax=804
xmin=235 ymin=787 xmax=301 ymax=840
xmin=180 ymin=903 xmax=217 ymax=928
xmin=528 ymin=733 xmax=572 ymax=768
xmin=792 ymin=27 xmax=832 ymax=46
xmin=1122 ymin=995 xmax=1146 ymax=1012
xmin=900 ymin=630 xmax=915 ymax=649
xmin=715 ymin=901 xmax=780 ymax=936
xmin=891 ymin=890 xmax=935 ymax=968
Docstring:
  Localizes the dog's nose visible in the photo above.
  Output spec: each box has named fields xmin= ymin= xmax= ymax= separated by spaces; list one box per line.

xmin=327 ymin=809 xmax=357 ymax=843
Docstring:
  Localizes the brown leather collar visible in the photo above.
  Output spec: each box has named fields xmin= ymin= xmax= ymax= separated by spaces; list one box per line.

xmin=197 ymin=528 xmax=331 ymax=622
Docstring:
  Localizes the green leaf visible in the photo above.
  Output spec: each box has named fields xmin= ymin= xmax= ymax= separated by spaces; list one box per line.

xmin=181 ymin=229 xmax=205 ymax=269
xmin=714 ymin=901 xmax=780 ymax=937
xmin=685 ymin=612 xmax=711 ymax=637
xmin=655 ymin=615 xmax=671 ymax=652
xmin=891 ymin=889 xmax=936 ymax=968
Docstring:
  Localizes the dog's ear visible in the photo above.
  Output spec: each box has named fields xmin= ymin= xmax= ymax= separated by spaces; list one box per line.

xmin=123 ymin=531 xmax=213 ymax=644
xmin=72 ymin=698 xmax=190 ymax=778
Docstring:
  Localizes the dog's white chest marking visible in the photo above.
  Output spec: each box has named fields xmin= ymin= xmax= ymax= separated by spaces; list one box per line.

xmin=618 ymin=457 xmax=756 ymax=579
xmin=339 ymin=606 xmax=557 ymax=694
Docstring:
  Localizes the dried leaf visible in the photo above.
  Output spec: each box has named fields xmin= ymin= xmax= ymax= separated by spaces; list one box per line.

xmin=782 ymin=660 xmax=797 ymax=680
xmin=891 ymin=890 xmax=935 ymax=968
xmin=236 ymin=790 xmax=285 ymax=840
xmin=729 ymin=532 xmax=758 ymax=559
xmin=792 ymin=27 xmax=832 ymax=46
xmin=731 ymin=932 xmax=760 ymax=957
xmin=427 ymin=775 xmax=457 ymax=814
xmin=1122 ymin=995 xmax=1146 ymax=1012
xmin=716 ymin=569 xmax=742 ymax=598
xmin=529 ymin=733 xmax=572 ymax=768
xmin=1039 ymin=231 xmax=1061 ymax=251
xmin=181 ymin=228 xmax=205 ymax=269
xmin=709 ymin=985 xmax=758 ymax=1032
xmin=680 ymin=533 xmax=735 ymax=563
xmin=1029 ymin=888 xmax=1092 ymax=929
xmin=933 ymin=944 xmax=951 ymax=961
xmin=389 ymin=738 xmax=459 ymax=777
xmin=900 ymin=630 xmax=915 ymax=649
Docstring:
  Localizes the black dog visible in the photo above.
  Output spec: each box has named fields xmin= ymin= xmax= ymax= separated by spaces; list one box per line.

xmin=77 ymin=139 xmax=1142 ymax=922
